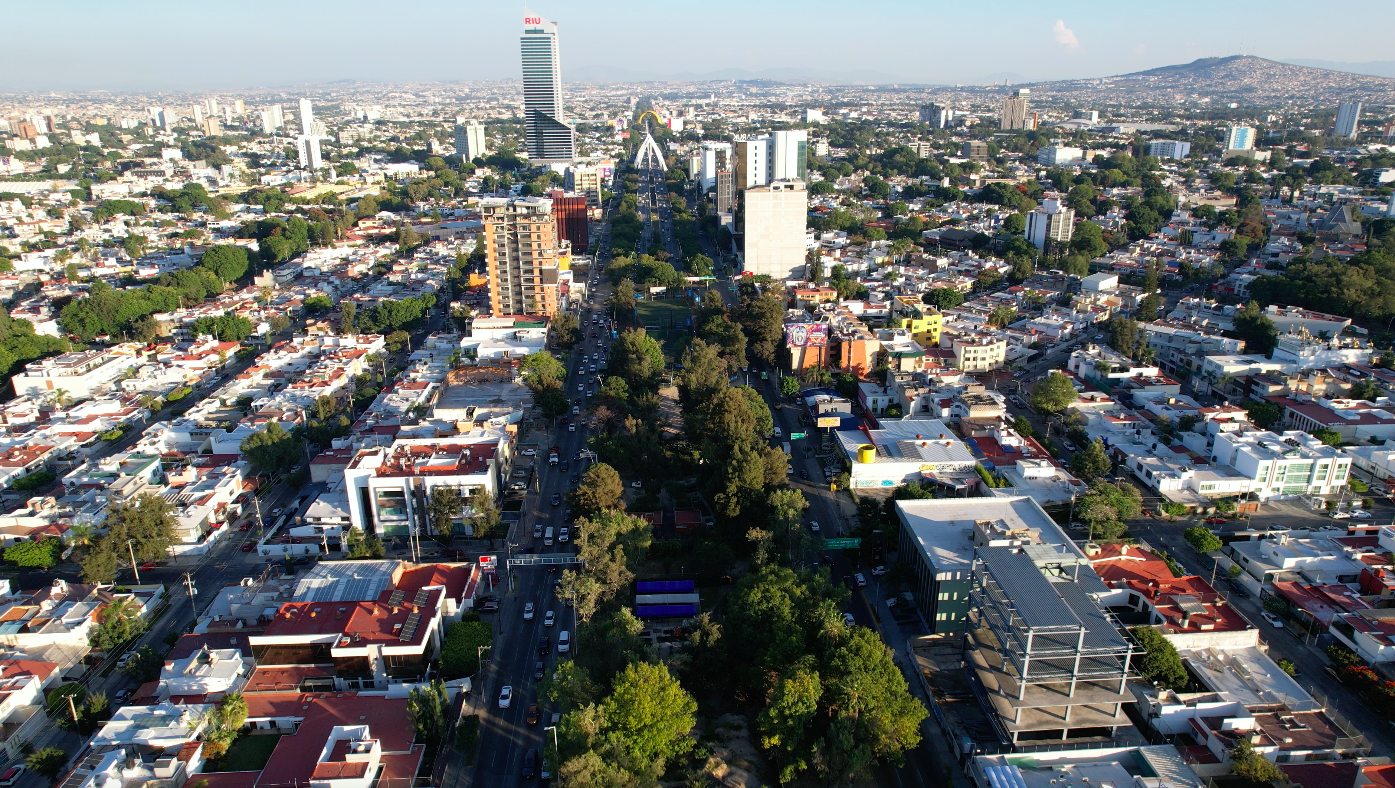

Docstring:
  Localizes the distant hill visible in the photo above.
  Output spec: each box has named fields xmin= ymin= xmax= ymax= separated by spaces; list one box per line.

xmin=1021 ymin=55 xmax=1395 ymax=105
xmin=1283 ymin=59 xmax=1395 ymax=79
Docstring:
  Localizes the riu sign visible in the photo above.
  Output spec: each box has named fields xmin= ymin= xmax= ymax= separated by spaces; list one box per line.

xmin=524 ymin=16 xmax=541 ymax=25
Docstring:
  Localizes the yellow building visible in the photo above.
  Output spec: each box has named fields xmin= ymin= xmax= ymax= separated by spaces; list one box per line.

xmin=893 ymin=296 xmax=942 ymax=346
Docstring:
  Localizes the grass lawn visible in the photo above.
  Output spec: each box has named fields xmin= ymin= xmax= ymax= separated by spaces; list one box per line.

xmin=206 ymin=733 xmax=283 ymax=772
xmin=636 ymin=298 xmax=690 ymax=331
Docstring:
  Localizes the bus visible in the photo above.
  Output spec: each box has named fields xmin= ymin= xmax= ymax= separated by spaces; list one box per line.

xmin=544 ymin=527 xmax=555 ymax=547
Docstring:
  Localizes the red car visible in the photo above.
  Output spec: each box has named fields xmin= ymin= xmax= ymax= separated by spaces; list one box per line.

xmin=1206 ymin=517 xmax=1227 ymax=525
xmin=139 ymin=562 xmax=157 ymax=571
xmin=241 ymin=543 xmax=254 ymax=552
xmin=239 ymin=523 xmax=250 ymax=531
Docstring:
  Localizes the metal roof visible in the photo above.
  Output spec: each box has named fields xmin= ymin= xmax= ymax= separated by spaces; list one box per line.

xmin=978 ymin=547 xmax=1080 ymax=630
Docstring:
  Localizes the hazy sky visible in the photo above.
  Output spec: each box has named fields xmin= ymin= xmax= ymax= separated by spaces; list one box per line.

xmin=5 ymin=0 xmax=1395 ymax=91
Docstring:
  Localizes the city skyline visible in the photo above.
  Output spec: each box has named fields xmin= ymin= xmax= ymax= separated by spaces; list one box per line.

xmin=4 ymin=0 xmax=1395 ymax=91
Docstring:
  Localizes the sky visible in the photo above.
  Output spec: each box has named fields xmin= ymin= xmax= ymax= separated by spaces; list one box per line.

xmin=4 ymin=0 xmax=1395 ymax=92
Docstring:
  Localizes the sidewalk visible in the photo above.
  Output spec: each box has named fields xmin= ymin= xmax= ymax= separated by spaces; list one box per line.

xmin=866 ymin=576 xmax=973 ymax=788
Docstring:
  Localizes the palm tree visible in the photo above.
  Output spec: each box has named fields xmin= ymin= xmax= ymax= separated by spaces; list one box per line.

xmin=66 ymin=524 xmax=94 ymax=548
xmin=138 ymin=394 xmax=158 ymax=412
xmin=51 ymin=389 xmax=72 ymax=408
xmin=104 ymin=596 xmax=141 ymax=625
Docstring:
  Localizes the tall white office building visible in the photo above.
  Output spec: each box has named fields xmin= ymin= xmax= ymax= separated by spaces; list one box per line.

xmin=768 ymin=130 xmax=808 ymax=182
xmin=520 ymin=12 xmax=575 ymax=162
xmin=271 ymin=104 xmax=284 ymax=129
xmin=299 ymin=98 xmax=315 ymax=137
xmin=1224 ymin=126 xmax=1255 ymax=151
xmin=742 ymin=181 xmax=808 ymax=281
xmin=205 ymin=98 xmax=218 ymax=116
xmin=920 ymin=103 xmax=952 ymax=128
xmin=1335 ymin=102 xmax=1362 ymax=138
xmin=454 ymin=121 xmax=488 ymax=160
xmin=697 ymin=141 xmax=733 ymax=192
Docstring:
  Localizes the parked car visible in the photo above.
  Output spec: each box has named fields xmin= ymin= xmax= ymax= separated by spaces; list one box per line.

xmin=0 ymin=765 xmax=27 ymax=787
xmin=239 ymin=523 xmax=250 ymax=531
xmin=534 ymin=525 xmax=544 ymax=538
xmin=241 ymin=543 xmax=254 ymax=552
xmin=1332 ymin=511 xmax=1352 ymax=519
xmin=544 ymin=611 xmax=556 ymax=627
xmin=526 ymin=703 xmax=540 ymax=725
xmin=853 ymin=573 xmax=867 ymax=587
xmin=1206 ymin=517 xmax=1228 ymax=525
xmin=1353 ymin=510 xmax=1373 ymax=519
xmin=871 ymin=566 xmax=888 ymax=576
xmin=522 ymin=749 xmax=537 ymax=779
xmin=1260 ymin=611 xmax=1285 ymax=628
xmin=520 ymin=449 xmax=537 ymax=456
xmin=498 ymin=686 xmax=513 ymax=709
xmin=558 ymin=631 xmax=570 ymax=653
xmin=112 ymin=688 xmax=131 ymax=704
xmin=524 ymin=602 xmax=535 ymax=621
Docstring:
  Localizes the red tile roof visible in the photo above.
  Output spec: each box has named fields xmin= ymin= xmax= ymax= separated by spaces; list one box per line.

xmin=1091 ymin=545 xmax=1251 ymax=634
xmin=255 ymin=695 xmax=418 ymax=788
xmin=1282 ymin=762 xmax=1361 ymax=788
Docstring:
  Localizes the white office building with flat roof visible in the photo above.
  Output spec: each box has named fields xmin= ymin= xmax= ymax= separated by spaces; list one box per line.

xmin=741 ymin=180 xmax=807 ymax=280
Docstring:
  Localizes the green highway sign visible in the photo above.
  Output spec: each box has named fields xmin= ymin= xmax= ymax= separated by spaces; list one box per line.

xmin=822 ymin=538 xmax=861 ymax=550
xmin=790 ymin=432 xmax=807 ymax=440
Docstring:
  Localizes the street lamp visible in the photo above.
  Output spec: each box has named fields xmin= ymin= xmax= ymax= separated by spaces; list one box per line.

xmin=544 ymin=725 xmax=559 ymax=750
xmin=477 ymin=644 xmax=491 ymax=671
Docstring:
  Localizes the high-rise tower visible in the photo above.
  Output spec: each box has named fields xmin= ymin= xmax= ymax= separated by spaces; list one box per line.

xmin=520 ymin=11 xmax=575 ymax=162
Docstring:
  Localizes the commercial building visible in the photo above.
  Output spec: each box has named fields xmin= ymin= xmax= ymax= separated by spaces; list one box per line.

xmin=733 ymin=131 xmax=807 ymax=189
xmin=481 ymin=196 xmax=563 ymax=316
xmin=12 ymin=347 xmax=143 ymax=401
xmin=1072 ymin=109 xmax=1100 ymax=124
xmin=920 ymin=103 xmax=952 ymax=128
xmin=741 ymin=180 xmax=807 ymax=280
xmin=1210 ymin=430 xmax=1351 ymax=501
xmin=298 ymin=98 xmax=315 ymax=136
xmin=1224 ymin=125 xmax=1255 ymax=151
xmin=1000 ymin=89 xmax=1031 ymax=130
xmin=453 ymin=121 xmax=487 ymax=160
xmin=565 ymin=165 xmax=602 ymax=211
xmin=296 ymin=134 xmax=323 ymax=170
xmin=520 ymin=13 xmax=575 ymax=162
xmin=1025 ymin=199 xmax=1074 ymax=250
xmin=697 ymin=141 xmax=733 ymax=192
xmin=548 ymin=190 xmax=589 ymax=253
xmin=1036 ymin=146 xmax=1083 ymax=166
xmin=962 ymin=140 xmax=989 ymax=162
xmin=802 ymin=108 xmax=824 ymax=123
xmin=836 ymin=419 xmax=977 ymax=491
xmin=1335 ymin=102 xmax=1362 ymax=138
xmin=1148 ymin=140 xmax=1191 ymax=160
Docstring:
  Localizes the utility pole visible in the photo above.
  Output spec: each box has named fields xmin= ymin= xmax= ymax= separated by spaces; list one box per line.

xmin=67 ymin=693 xmax=79 ymax=723
xmin=184 ymin=572 xmax=197 ymax=603
xmin=128 ymin=539 xmax=141 ymax=584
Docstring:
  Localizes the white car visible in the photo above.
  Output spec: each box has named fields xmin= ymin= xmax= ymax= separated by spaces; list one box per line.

xmin=1353 ymin=510 xmax=1373 ymax=519
xmin=571 ymin=405 xmax=580 ymax=415
xmin=808 ymin=521 xmax=820 ymax=532
xmin=630 ymin=480 xmax=642 ymax=488
xmin=544 ymin=610 xmax=556 ymax=627
xmin=841 ymin=612 xmax=855 ymax=627
xmin=558 ymin=630 xmax=570 ymax=652
xmin=521 ymin=449 xmax=537 ymax=456
xmin=1260 ymin=611 xmax=1285 ymax=629
xmin=853 ymin=573 xmax=867 ymax=587
xmin=568 ymin=423 xmax=576 ymax=432
xmin=524 ymin=602 xmax=535 ymax=621
xmin=559 ymin=527 xmax=570 ymax=543
xmin=498 ymin=685 xmax=513 ymax=708
xmin=1331 ymin=511 xmax=1352 ymax=519
xmin=577 ymin=384 xmax=584 ymax=392
xmin=870 ymin=566 xmax=888 ymax=576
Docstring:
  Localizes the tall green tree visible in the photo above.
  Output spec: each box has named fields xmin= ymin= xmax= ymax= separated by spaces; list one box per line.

xmin=1029 ymin=372 xmax=1079 ymax=413
xmin=571 ymin=463 xmax=624 ymax=516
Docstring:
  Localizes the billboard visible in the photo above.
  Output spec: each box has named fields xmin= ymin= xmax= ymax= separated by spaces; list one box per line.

xmin=785 ymin=323 xmax=829 ymax=348
xmin=817 ymin=416 xmax=842 ymax=428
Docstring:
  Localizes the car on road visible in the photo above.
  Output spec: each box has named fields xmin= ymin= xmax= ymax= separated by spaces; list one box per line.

xmin=116 ymin=652 xmax=135 ymax=669
xmin=498 ymin=686 xmax=513 ymax=709
xmin=630 ymin=480 xmax=642 ymax=488
xmin=538 ymin=636 xmax=550 ymax=655
xmin=1225 ymin=578 xmax=1250 ymax=597
xmin=112 ymin=688 xmax=132 ymax=704
xmin=1331 ymin=511 xmax=1352 ymax=519
xmin=239 ymin=523 xmax=250 ymax=531
xmin=533 ymin=661 xmax=545 ymax=680
xmin=841 ymin=612 xmax=855 ymax=627
xmin=524 ymin=602 xmax=535 ymax=621
xmin=871 ymin=566 xmax=888 ymax=576
xmin=551 ymin=493 xmax=561 ymax=506
xmin=0 ymin=765 xmax=27 ymax=787
xmin=1260 ymin=611 xmax=1285 ymax=628
xmin=526 ymin=703 xmax=540 ymax=725
xmin=560 ymin=462 xmax=569 ymax=471
xmin=558 ymin=630 xmax=570 ymax=652
xmin=242 ymin=543 xmax=254 ymax=552
xmin=521 ymin=448 xmax=537 ymax=456
xmin=577 ymin=383 xmax=584 ymax=392
xmin=853 ymin=573 xmax=867 ymax=587
xmin=509 ymin=482 xmax=526 ymax=492
xmin=571 ymin=406 xmax=580 ymax=415
xmin=522 ymin=749 xmax=538 ymax=779
xmin=799 ymin=469 xmax=808 ymax=479
xmin=559 ymin=527 xmax=570 ymax=543
xmin=568 ymin=423 xmax=576 ymax=432
xmin=1353 ymin=510 xmax=1373 ymax=519
xmin=271 ymin=508 xmax=282 ymax=517
xmin=808 ymin=521 xmax=819 ymax=532
xmin=534 ymin=525 xmax=543 ymax=538
xmin=570 ymin=475 xmax=579 ymax=485
xmin=544 ymin=610 xmax=556 ymax=626
xmin=1206 ymin=517 xmax=1228 ymax=525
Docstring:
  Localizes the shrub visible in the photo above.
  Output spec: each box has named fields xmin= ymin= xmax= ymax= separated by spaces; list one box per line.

xmin=10 ymin=470 xmax=56 ymax=492
xmin=1183 ymin=526 xmax=1222 ymax=553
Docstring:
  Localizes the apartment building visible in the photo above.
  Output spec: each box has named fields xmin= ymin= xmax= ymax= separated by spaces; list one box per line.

xmin=481 ymin=196 xmax=562 ymax=317
xmin=741 ymin=181 xmax=807 ymax=281
xmin=944 ymin=331 xmax=1006 ymax=372
xmin=12 ymin=346 xmax=143 ymax=401
xmin=344 ymin=439 xmax=504 ymax=539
